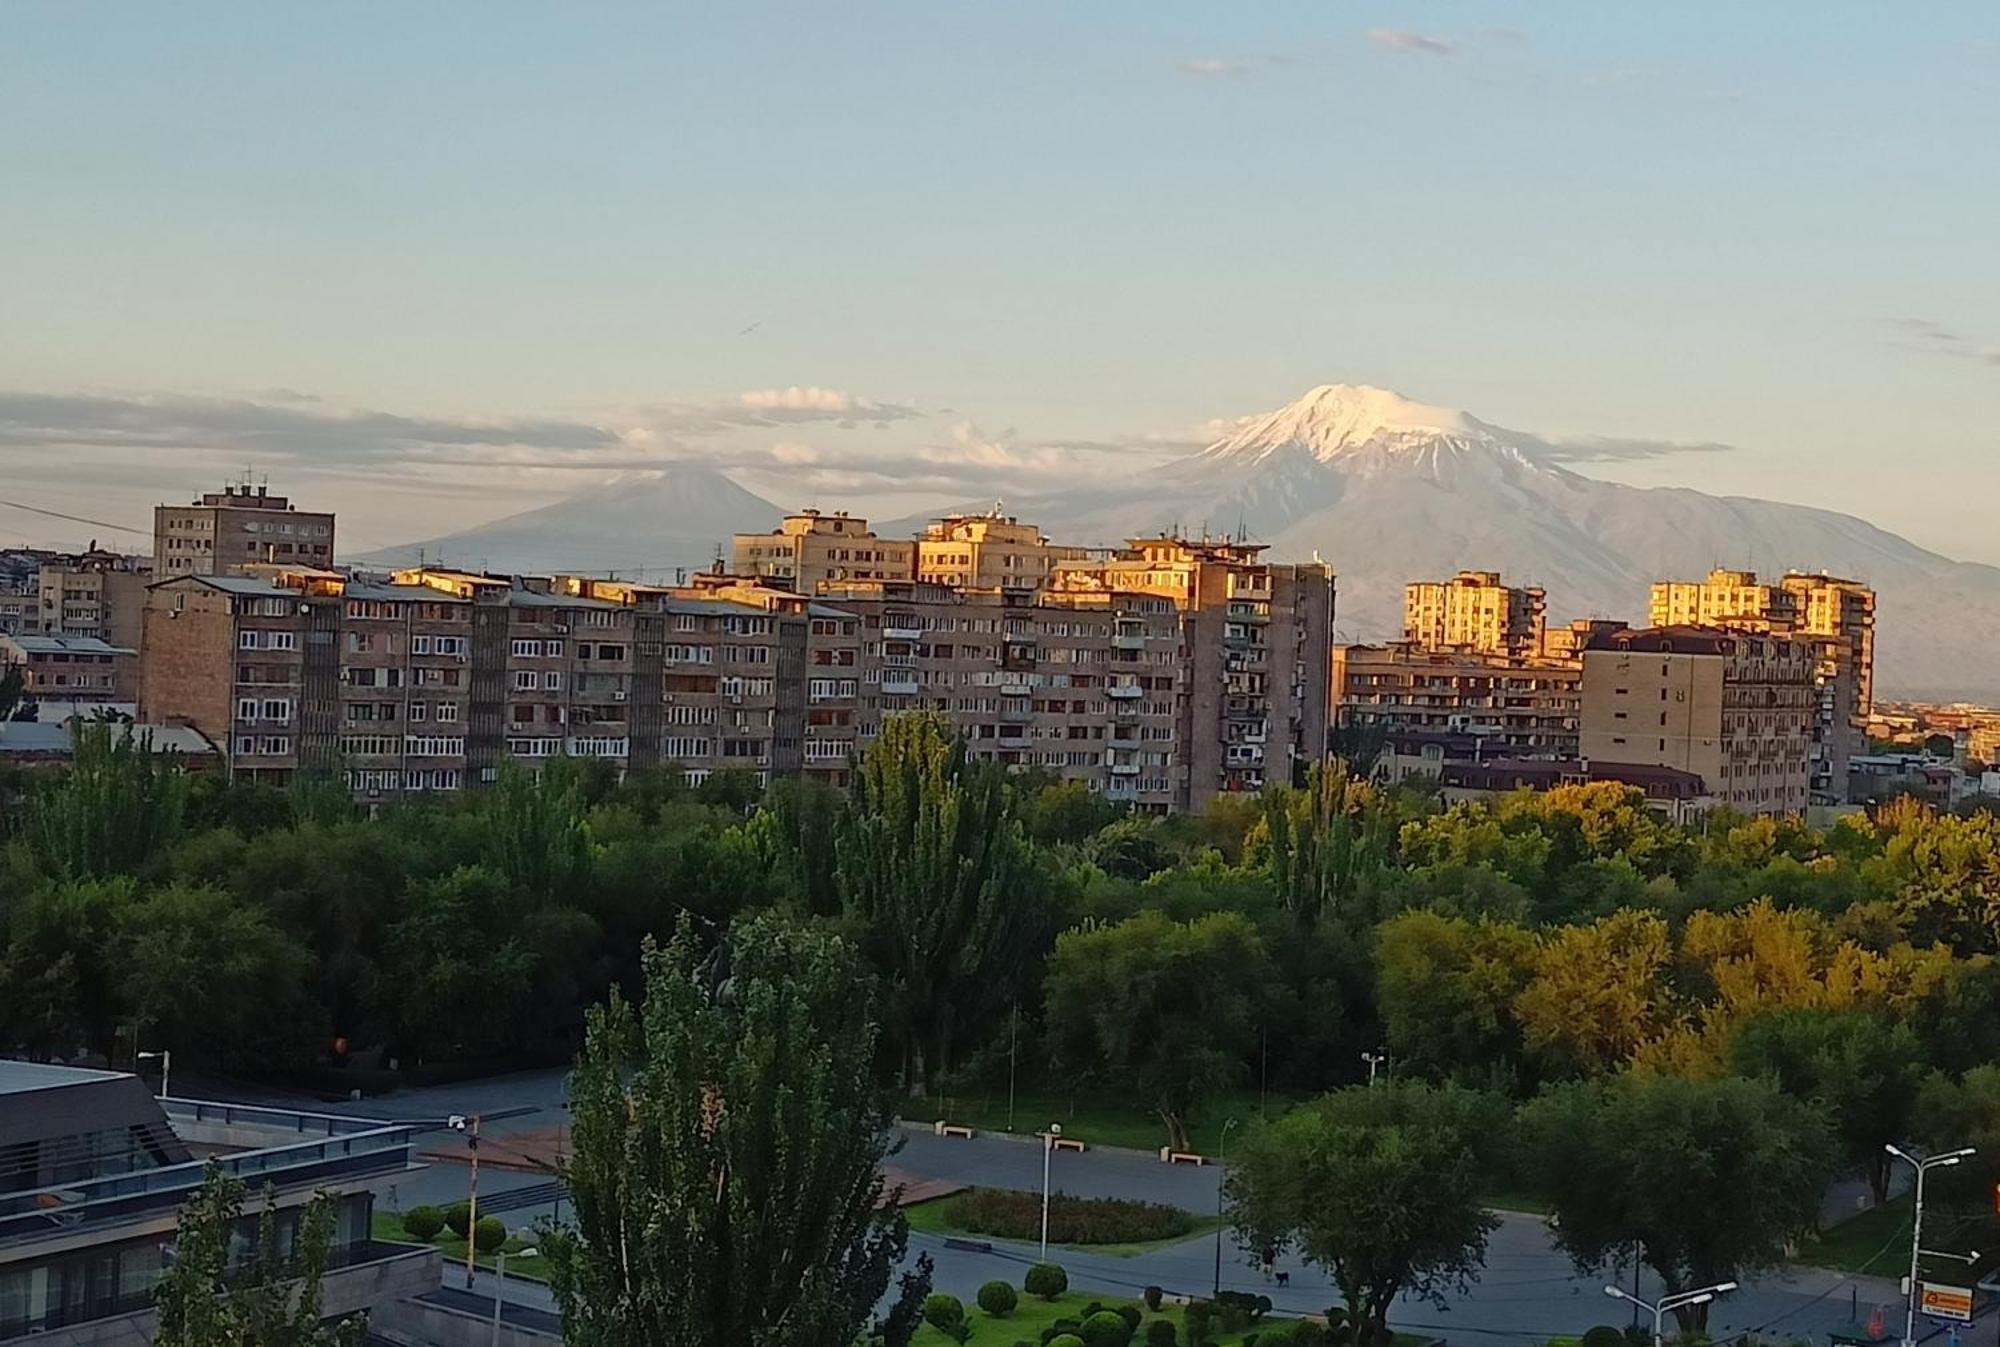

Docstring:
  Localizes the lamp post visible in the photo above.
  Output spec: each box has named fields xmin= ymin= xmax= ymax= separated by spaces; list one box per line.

xmin=137 ymin=1050 xmax=171 ymax=1099
xmin=450 ymin=1114 xmax=482 ymax=1285
xmin=1040 ymin=1123 xmax=1062 ymax=1262
xmin=1213 ymin=1117 xmax=1239 ymax=1298
xmin=1605 ymin=1279 xmax=1738 ymax=1347
xmin=1885 ymin=1144 xmax=1978 ymax=1347
xmin=1361 ymin=1050 xmax=1388 ymax=1087
xmin=493 ymin=1245 xmax=538 ymax=1345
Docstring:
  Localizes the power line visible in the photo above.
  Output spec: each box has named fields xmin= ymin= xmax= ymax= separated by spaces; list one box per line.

xmin=0 ymin=497 xmax=152 ymax=539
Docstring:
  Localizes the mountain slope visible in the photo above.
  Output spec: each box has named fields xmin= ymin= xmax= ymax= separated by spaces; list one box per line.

xmin=1009 ymin=385 xmax=2000 ymax=701
xmin=359 ymin=466 xmax=782 ymax=579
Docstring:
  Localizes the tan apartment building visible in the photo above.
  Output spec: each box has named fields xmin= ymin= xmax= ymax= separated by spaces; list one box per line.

xmin=914 ymin=510 xmax=1091 ymax=590
xmin=731 ymin=510 xmax=915 ymax=592
xmin=1579 ymin=625 xmax=1815 ymax=817
xmin=0 ymin=634 xmax=135 ymax=704
xmin=1332 ymin=643 xmax=1582 ymax=758
xmin=154 ymin=482 xmax=336 ymax=579
xmin=1403 ymin=570 xmax=1546 ymax=658
xmin=1649 ymin=568 xmax=1876 ymax=802
xmin=32 ymin=550 xmax=151 ymax=649
xmin=1542 ymin=618 xmax=1630 ymax=662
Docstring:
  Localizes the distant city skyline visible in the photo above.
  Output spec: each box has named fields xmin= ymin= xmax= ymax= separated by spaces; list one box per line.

xmin=3 ymin=2 xmax=1997 ymax=562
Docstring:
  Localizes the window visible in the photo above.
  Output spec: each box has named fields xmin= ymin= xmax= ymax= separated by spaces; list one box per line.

xmin=513 ymin=671 xmax=538 ymax=691
xmin=261 ymin=699 xmax=290 ymax=722
xmin=512 ymin=638 xmax=541 ymax=658
xmin=543 ymin=671 xmax=563 ymax=690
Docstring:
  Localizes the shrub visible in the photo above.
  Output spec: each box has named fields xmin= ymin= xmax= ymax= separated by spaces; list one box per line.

xmin=1584 ymin=1328 xmax=1627 ymax=1347
xmin=400 ymin=1205 xmax=445 ymax=1240
xmin=924 ymin=1294 xmax=969 ymax=1342
xmin=471 ymin=1216 xmax=506 ymax=1253
xmin=944 ymin=1188 xmax=1194 ymax=1245
xmin=1143 ymin=1286 xmax=1164 ymax=1312
xmin=979 ymin=1280 xmax=1020 ymax=1317
xmin=1044 ymin=1322 xmax=1083 ymax=1346
xmin=444 ymin=1201 xmax=472 ymax=1238
xmin=1082 ymin=1309 xmax=1134 ymax=1347
xmin=1185 ymin=1301 xmax=1215 ymax=1347
xmin=1050 ymin=1337 xmax=1086 ymax=1347
xmin=1025 ymin=1262 xmax=1069 ymax=1301
xmin=1117 ymin=1305 xmax=1143 ymax=1333
xmin=1147 ymin=1322 xmax=1179 ymax=1347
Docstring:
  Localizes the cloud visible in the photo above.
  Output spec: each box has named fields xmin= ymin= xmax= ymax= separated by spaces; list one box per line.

xmin=1368 ymin=29 xmax=1457 ymax=57
xmin=1521 ymin=434 xmax=1735 ymax=464
xmin=1892 ymin=316 xmax=2000 ymax=367
xmin=1176 ymin=57 xmax=1254 ymax=78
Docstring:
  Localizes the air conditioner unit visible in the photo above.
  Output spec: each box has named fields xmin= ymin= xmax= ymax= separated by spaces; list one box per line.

xmin=553 ymin=623 xmax=570 ymax=634
xmin=613 ymin=690 xmax=627 ymax=702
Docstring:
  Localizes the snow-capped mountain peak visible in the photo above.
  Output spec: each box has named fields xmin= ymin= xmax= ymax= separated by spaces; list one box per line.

xmin=1196 ymin=383 xmax=1543 ymax=476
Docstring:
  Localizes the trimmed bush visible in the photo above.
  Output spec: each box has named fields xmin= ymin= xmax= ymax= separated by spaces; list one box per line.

xmin=1050 ymin=1337 xmax=1086 ymax=1347
xmin=944 ymin=1188 xmax=1194 ymax=1246
xmin=1025 ymin=1262 xmax=1069 ymax=1301
xmin=1185 ymin=1301 xmax=1215 ymax=1347
xmin=978 ymin=1280 xmax=1020 ymax=1318
xmin=1584 ymin=1329 xmax=1626 ymax=1347
xmin=1143 ymin=1286 xmax=1164 ymax=1313
xmin=1147 ymin=1322 xmax=1179 ymax=1347
xmin=1117 ymin=1305 xmax=1143 ymax=1333
xmin=471 ymin=1216 xmax=506 ymax=1253
xmin=401 ymin=1205 xmax=445 ymax=1240
xmin=1082 ymin=1309 xmax=1134 ymax=1347
xmin=925 ymin=1293 xmax=969 ymax=1342
xmin=444 ymin=1201 xmax=472 ymax=1238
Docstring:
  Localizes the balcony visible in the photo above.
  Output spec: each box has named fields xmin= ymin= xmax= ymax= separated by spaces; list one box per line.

xmin=1109 ymin=727 xmax=1141 ymax=748
xmin=1000 ymin=702 xmax=1034 ymax=723
xmin=881 ymin=674 xmax=920 ymax=694
xmin=1109 ymin=759 xmax=1142 ymax=776
xmin=1113 ymin=632 xmax=1146 ymax=652
xmin=883 ymin=624 xmax=923 ymax=642
xmin=1107 ymin=684 xmax=1143 ymax=700
xmin=997 ymin=730 xmax=1030 ymax=749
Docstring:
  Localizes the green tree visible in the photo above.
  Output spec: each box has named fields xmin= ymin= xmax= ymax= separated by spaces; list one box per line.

xmin=486 ymin=758 xmax=592 ymax=904
xmin=0 ymin=877 xmax=135 ymax=1057
xmin=1513 ymin=910 xmax=1673 ymax=1078
xmin=1226 ymin=1082 xmax=1505 ymax=1345
xmin=1727 ymin=1006 xmax=1926 ymax=1204
xmin=1374 ymin=911 xmax=1538 ymax=1082
xmin=31 ymin=720 xmax=187 ymax=879
xmin=1044 ymin=910 xmax=1269 ymax=1152
xmin=836 ymin=712 xmax=1041 ymax=1095
xmin=117 ymin=883 xmax=319 ymax=1070
xmin=1258 ymin=764 xmax=1393 ymax=928
xmin=154 ymin=1160 xmax=364 ymax=1347
xmin=368 ymin=865 xmax=537 ymax=1062
xmin=1913 ymin=1064 xmax=2000 ymax=1210
xmin=543 ymin=913 xmax=926 ymax=1346
xmin=1521 ymin=1074 xmax=1835 ymax=1329
xmin=0 ymin=663 xmax=25 ymax=721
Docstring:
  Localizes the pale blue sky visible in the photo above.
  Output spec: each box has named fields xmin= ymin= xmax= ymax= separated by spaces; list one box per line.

xmin=2 ymin=2 xmax=1996 ymax=559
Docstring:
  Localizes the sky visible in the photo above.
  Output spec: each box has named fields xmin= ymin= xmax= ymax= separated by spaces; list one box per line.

xmin=2 ymin=2 xmax=1996 ymax=561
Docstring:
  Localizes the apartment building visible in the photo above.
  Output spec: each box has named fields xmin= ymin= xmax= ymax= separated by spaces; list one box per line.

xmin=732 ymin=510 xmax=916 ymax=592
xmin=1057 ymin=537 xmax=1335 ymax=803
xmin=1542 ymin=618 xmax=1630 ymax=661
xmin=33 ymin=549 xmax=151 ymax=648
xmin=1649 ymin=568 xmax=1877 ymax=801
xmin=1579 ymin=625 xmax=1815 ymax=817
xmin=153 ymin=482 xmax=335 ymax=578
xmin=1403 ymin=570 xmax=1546 ymax=658
xmin=0 ymin=633 xmax=135 ymax=704
xmin=1332 ymin=643 xmax=1583 ymax=758
xmin=914 ymin=510 xmax=1092 ymax=590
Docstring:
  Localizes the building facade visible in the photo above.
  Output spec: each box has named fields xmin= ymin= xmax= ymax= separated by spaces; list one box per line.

xmin=1332 ymin=643 xmax=1583 ymax=758
xmin=1403 ymin=570 xmax=1546 ymax=658
xmin=153 ymin=482 xmax=336 ymax=578
xmin=0 ymin=633 xmax=136 ymax=703
xmin=1579 ymin=625 xmax=1815 ymax=817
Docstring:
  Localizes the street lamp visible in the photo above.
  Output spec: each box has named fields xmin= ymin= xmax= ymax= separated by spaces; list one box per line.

xmin=1214 ymin=1117 xmax=1239 ymax=1298
xmin=1040 ymin=1123 xmax=1062 ymax=1262
xmin=1361 ymin=1050 xmax=1388 ymax=1087
xmin=1605 ymin=1279 xmax=1738 ymax=1347
xmin=493 ymin=1244 xmax=537 ymax=1345
xmin=137 ymin=1050 xmax=171 ymax=1099
xmin=450 ymin=1114 xmax=482 ymax=1285
xmin=1885 ymin=1144 xmax=1978 ymax=1347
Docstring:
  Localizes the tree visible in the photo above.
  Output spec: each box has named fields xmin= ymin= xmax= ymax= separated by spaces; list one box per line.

xmin=1513 ymin=910 xmax=1673 ymax=1078
xmin=1374 ymin=911 xmax=1538 ymax=1082
xmin=485 ymin=758 xmax=592 ymax=904
xmin=1727 ymin=1006 xmax=1926 ymax=1204
xmin=0 ymin=877 xmax=135 ymax=1057
xmin=0 ymin=663 xmax=25 ymax=721
xmin=1914 ymin=1064 xmax=2000 ymax=1210
xmin=367 ymin=865 xmax=538 ymax=1063
xmin=543 ymin=913 xmax=926 ymax=1346
xmin=154 ymin=1160 xmax=364 ymax=1346
xmin=1258 ymin=764 xmax=1393 ymax=928
xmin=836 ymin=712 xmax=1042 ymax=1095
xmin=117 ymin=883 xmax=320 ymax=1070
xmin=1045 ymin=910 xmax=1269 ymax=1153
xmin=31 ymin=720 xmax=187 ymax=879
xmin=1226 ymin=1082 xmax=1504 ymax=1345
xmin=1521 ymin=1074 xmax=1835 ymax=1329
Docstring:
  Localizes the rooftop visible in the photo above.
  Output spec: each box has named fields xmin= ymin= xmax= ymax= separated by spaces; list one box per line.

xmin=0 ymin=1060 xmax=121 ymax=1096
xmin=0 ymin=634 xmax=132 ymax=656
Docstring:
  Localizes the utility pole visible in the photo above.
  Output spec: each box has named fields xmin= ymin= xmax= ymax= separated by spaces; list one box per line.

xmin=1885 ymin=1144 xmax=1979 ymax=1347
xmin=1213 ymin=1117 xmax=1239 ymax=1298
xmin=450 ymin=1114 xmax=482 ymax=1284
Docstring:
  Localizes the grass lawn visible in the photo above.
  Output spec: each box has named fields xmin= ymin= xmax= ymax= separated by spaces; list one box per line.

xmin=910 ymin=1290 xmax=1436 ymax=1347
xmin=1801 ymin=1197 xmax=1995 ymax=1277
xmin=901 ymin=1194 xmax=1227 ymax=1258
xmin=897 ymin=1088 xmax=1294 ymax=1155
xmin=372 ymin=1212 xmax=552 ymax=1284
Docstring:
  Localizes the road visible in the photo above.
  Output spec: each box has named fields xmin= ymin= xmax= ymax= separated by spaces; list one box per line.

xmin=204 ymin=1070 xmax=1958 ymax=1346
